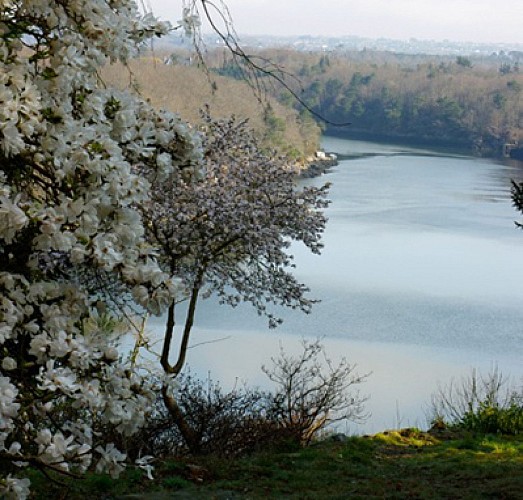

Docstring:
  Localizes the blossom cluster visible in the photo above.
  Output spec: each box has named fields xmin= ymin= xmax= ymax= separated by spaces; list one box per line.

xmin=146 ymin=111 xmax=330 ymax=328
xmin=0 ymin=0 xmax=202 ymax=497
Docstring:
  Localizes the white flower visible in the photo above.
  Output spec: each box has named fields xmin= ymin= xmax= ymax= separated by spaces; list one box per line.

xmin=70 ymin=244 xmax=88 ymax=264
xmin=156 ymin=152 xmax=172 ymax=171
xmin=0 ymin=324 xmax=12 ymax=344
xmin=92 ymin=233 xmax=124 ymax=271
xmin=103 ymin=346 xmax=119 ymax=362
xmin=0 ymin=376 xmax=19 ymax=429
xmin=95 ymin=443 xmax=127 ymax=478
xmin=74 ymin=379 xmax=101 ymax=408
xmin=131 ymin=285 xmax=149 ymax=306
xmin=135 ymin=455 xmax=155 ymax=480
xmin=0 ymin=475 xmax=31 ymax=500
xmin=37 ymin=362 xmax=77 ymax=394
xmin=1 ymin=357 xmax=16 ymax=371
xmin=179 ymin=7 xmax=201 ymax=36
xmin=35 ymin=428 xmax=52 ymax=449
xmin=0 ymin=124 xmax=25 ymax=156
xmin=0 ymin=194 xmax=28 ymax=244
xmin=38 ymin=431 xmax=75 ymax=469
xmin=48 ymin=331 xmax=71 ymax=358
xmin=7 ymin=441 xmax=21 ymax=455
xmin=29 ymin=333 xmax=49 ymax=362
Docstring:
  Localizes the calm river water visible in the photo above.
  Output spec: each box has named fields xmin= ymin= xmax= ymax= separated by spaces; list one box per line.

xmin=146 ymin=136 xmax=523 ymax=435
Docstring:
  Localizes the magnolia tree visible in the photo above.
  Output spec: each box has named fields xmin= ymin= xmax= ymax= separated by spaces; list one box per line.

xmin=1 ymin=0 xmax=331 ymax=495
xmin=143 ymin=110 xmax=329 ymax=451
xmin=0 ymin=0 xmax=205 ymax=497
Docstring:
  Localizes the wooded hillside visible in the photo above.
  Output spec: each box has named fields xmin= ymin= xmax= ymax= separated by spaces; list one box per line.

xmin=101 ymin=52 xmax=321 ymax=160
xmin=101 ymin=47 xmax=522 ymax=157
xmin=208 ymin=48 xmax=523 ymax=156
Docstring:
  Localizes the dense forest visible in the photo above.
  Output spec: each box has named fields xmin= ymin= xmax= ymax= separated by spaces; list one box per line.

xmin=208 ymin=48 xmax=523 ymax=157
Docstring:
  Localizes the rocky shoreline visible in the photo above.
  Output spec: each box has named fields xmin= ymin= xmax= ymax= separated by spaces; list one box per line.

xmin=298 ymin=157 xmax=338 ymax=178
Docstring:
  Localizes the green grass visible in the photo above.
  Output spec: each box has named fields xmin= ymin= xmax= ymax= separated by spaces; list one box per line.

xmin=27 ymin=429 xmax=523 ymax=499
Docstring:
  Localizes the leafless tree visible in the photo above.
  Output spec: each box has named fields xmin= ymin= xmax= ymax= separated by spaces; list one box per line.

xmin=263 ymin=338 xmax=370 ymax=444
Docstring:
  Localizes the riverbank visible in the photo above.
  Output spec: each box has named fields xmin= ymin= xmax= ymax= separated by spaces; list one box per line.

xmin=29 ymin=429 xmax=523 ymax=499
xmin=298 ymin=156 xmax=338 ymax=178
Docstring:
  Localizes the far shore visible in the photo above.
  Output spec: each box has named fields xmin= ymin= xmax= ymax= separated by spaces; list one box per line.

xmin=324 ymin=129 xmax=523 ymax=161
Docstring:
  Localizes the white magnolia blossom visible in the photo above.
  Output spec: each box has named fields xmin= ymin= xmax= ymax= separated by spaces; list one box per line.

xmin=0 ymin=193 xmax=28 ymax=244
xmin=95 ymin=444 xmax=127 ymax=478
xmin=179 ymin=6 xmax=202 ymax=36
xmin=1 ymin=357 xmax=16 ymax=371
xmin=0 ymin=376 xmax=19 ymax=433
xmin=0 ymin=475 xmax=31 ymax=500
xmin=0 ymin=0 xmax=203 ymax=497
xmin=135 ymin=455 xmax=155 ymax=480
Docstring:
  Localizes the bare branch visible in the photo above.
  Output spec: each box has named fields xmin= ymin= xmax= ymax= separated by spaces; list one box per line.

xmin=184 ymin=1 xmax=351 ymax=127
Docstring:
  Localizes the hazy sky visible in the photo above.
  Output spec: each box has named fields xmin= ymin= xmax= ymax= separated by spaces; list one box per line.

xmin=150 ymin=0 xmax=522 ymax=45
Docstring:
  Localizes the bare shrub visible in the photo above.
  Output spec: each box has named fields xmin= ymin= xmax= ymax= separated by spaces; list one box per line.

xmin=430 ymin=367 xmax=523 ymax=435
xmin=263 ymin=338 xmax=370 ymax=444
xmin=124 ymin=340 xmax=370 ymax=456
xmin=123 ymin=372 xmax=280 ymax=458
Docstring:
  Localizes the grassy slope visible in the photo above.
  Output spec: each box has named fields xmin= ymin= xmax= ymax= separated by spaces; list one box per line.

xmin=29 ymin=429 xmax=523 ymax=499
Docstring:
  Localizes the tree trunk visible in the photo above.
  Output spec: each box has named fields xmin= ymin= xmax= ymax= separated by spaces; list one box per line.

xmin=160 ymin=274 xmax=204 ymax=453
xmin=161 ymin=384 xmax=202 ymax=453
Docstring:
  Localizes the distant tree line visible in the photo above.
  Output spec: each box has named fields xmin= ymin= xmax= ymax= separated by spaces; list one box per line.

xmin=209 ymin=49 xmax=522 ymax=156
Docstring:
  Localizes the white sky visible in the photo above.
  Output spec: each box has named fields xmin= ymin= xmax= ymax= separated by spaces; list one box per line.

xmin=150 ymin=0 xmax=523 ymax=45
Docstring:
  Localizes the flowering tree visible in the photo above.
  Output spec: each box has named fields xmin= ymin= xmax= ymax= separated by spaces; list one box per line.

xmin=143 ymin=109 xmax=330 ymax=451
xmin=0 ymin=0 xmax=203 ymax=497
xmin=0 ymin=0 xmax=331 ymax=494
